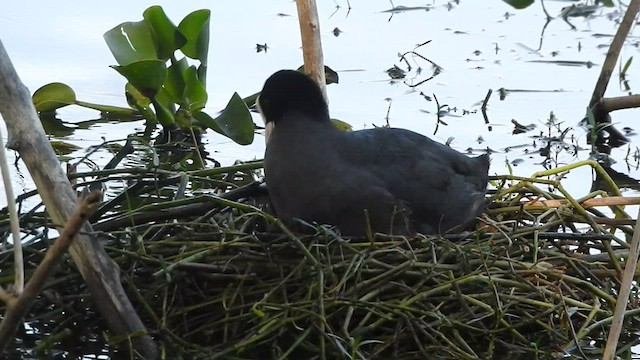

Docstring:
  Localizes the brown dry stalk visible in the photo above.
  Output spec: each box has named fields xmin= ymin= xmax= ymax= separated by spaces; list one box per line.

xmin=524 ymin=196 xmax=640 ymax=209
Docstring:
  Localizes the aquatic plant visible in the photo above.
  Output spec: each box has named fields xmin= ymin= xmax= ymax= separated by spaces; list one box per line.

xmin=32 ymin=5 xmax=254 ymax=146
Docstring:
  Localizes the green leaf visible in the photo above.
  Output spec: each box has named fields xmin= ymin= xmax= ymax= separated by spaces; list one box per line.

xmin=502 ymin=0 xmax=535 ymax=9
xmin=104 ymin=20 xmax=158 ymax=65
xmin=178 ymin=9 xmax=210 ymax=62
xmin=125 ymin=82 xmax=151 ymax=107
xmin=175 ymin=108 xmax=192 ymax=129
xmin=193 ymin=110 xmax=222 ymax=134
xmin=194 ymin=93 xmax=254 ymax=145
xmin=164 ymin=57 xmax=189 ymax=102
xmin=152 ymin=98 xmax=176 ymax=127
xmin=143 ymin=5 xmax=186 ymax=60
xmin=155 ymin=87 xmax=176 ymax=113
xmin=32 ymin=82 xmax=77 ymax=112
xmin=242 ymin=92 xmax=260 ymax=109
xmin=50 ymin=140 xmax=82 ymax=155
xmin=111 ymin=60 xmax=167 ymax=97
xmin=621 ymin=56 xmax=633 ymax=77
xmin=126 ymin=83 xmax=156 ymax=122
xmin=197 ymin=64 xmax=207 ymax=87
xmin=74 ymin=101 xmax=138 ymax=115
xmin=183 ymin=65 xmax=207 ymax=111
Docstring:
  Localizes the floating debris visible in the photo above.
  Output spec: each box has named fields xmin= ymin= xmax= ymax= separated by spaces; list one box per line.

xmin=385 ymin=64 xmax=406 ymax=79
xmin=256 ymin=43 xmax=268 ymax=53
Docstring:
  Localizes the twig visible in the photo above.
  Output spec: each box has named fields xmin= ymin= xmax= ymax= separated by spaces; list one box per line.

xmin=384 ymin=98 xmax=392 ymax=126
xmin=0 ymin=125 xmax=23 ymax=293
xmin=523 ymin=196 xmax=640 ymax=209
xmin=481 ymin=88 xmax=492 ymax=125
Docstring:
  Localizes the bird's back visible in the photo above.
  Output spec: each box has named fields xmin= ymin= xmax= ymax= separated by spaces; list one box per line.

xmin=337 ymin=127 xmax=490 ymax=233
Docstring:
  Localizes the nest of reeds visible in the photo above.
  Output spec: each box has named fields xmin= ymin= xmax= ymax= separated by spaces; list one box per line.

xmin=2 ymin=156 xmax=640 ymax=359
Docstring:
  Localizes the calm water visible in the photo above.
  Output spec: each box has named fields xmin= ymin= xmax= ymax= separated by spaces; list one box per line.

xmin=1 ymin=0 xmax=639 ymax=205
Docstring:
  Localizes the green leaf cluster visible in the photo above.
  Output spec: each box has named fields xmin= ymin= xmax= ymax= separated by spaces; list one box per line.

xmin=33 ymin=6 xmax=254 ymax=146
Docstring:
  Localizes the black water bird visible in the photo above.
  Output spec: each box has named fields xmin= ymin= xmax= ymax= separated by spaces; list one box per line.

xmin=257 ymin=70 xmax=490 ymax=236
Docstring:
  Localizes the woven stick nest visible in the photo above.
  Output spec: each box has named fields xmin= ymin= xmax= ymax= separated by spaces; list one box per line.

xmin=2 ymin=158 xmax=640 ymax=359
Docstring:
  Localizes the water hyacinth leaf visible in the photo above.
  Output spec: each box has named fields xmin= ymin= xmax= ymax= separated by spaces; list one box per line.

xmin=125 ymin=83 xmax=156 ymax=122
xmin=73 ymin=101 xmax=139 ymax=115
xmin=143 ymin=5 xmax=186 ymax=60
xmin=112 ymin=60 xmax=167 ymax=97
xmin=178 ymin=9 xmax=210 ymax=62
xmin=175 ymin=108 xmax=192 ymax=129
xmin=104 ymin=20 xmax=158 ymax=65
xmin=242 ymin=92 xmax=260 ymax=109
xmin=50 ymin=140 xmax=82 ymax=155
xmin=193 ymin=110 xmax=223 ymax=134
xmin=155 ymin=87 xmax=176 ymax=113
xmin=183 ymin=65 xmax=207 ymax=111
xmin=165 ymin=57 xmax=189 ymax=102
xmin=197 ymin=64 xmax=207 ymax=87
xmin=125 ymin=82 xmax=151 ymax=108
xmin=40 ymin=114 xmax=75 ymax=137
xmin=194 ymin=93 xmax=254 ymax=145
xmin=152 ymin=98 xmax=176 ymax=127
xmin=32 ymin=82 xmax=77 ymax=112
xmin=502 ymin=0 xmax=534 ymax=9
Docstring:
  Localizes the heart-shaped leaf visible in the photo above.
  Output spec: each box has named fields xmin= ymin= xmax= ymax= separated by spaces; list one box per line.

xmin=155 ymin=87 xmax=176 ymax=113
xmin=143 ymin=5 xmax=186 ymax=60
xmin=183 ymin=65 xmax=207 ymax=111
xmin=178 ymin=9 xmax=210 ymax=63
xmin=104 ymin=20 xmax=158 ymax=65
xmin=126 ymin=83 xmax=156 ymax=122
xmin=164 ymin=57 xmax=189 ymax=103
xmin=194 ymin=92 xmax=254 ymax=145
xmin=152 ymin=98 xmax=176 ymax=127
xmin=111 ymin=60 xmax=167 ymax=97
xmin=32 ymin=82 xmax=77 ymax=112
xmin=197 ymin=64 xmax=207 ymax=87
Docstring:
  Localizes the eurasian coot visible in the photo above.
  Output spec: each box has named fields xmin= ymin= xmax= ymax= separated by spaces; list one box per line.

xmin=257 ymin=70 xmax=490 ymax=236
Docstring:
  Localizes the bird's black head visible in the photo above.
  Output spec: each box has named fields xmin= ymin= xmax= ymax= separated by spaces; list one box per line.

xmin=257 ymin=70 xmax=329 ymax=124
